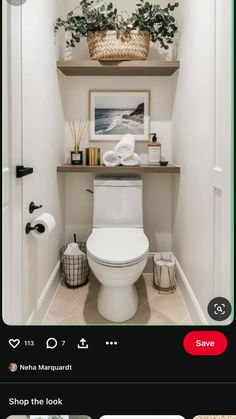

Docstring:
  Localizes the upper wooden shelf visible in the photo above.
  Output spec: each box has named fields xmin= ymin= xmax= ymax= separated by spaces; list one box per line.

xmin=57 ymin=164 xmax=180 ymax=174
xmin=57 ymin=60 xmax=180 ymax=76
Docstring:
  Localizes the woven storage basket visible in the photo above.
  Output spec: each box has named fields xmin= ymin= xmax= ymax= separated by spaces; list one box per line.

xmin=60 ymin=242 xmax=90 ymax=289
xmin=87 ymin=30 xmax=150 ymax=61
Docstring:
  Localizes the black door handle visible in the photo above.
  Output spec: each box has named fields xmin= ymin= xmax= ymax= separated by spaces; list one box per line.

xmin=16 ymin=165 xmax=33 ymax=178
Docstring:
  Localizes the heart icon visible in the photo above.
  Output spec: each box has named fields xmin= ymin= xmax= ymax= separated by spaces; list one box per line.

xmin=9 ymin=339 xmax=20 ymax=349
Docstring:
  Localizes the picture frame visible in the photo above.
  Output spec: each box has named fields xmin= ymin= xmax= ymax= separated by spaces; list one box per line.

xmin=89 ymin=90 xmax=150 ymax=141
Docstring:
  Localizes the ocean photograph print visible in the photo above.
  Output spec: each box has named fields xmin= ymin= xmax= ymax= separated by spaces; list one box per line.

xmin=89 ymin=90 xmax=150 ymax=141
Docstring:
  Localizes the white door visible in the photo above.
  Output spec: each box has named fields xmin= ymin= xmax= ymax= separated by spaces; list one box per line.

xmin=2 ymin=1 xmax=23 ymax=324
xmin=212 ymin=0 xmax=232 ymax=300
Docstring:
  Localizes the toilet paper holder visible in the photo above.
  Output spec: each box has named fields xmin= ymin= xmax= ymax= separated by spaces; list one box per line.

xmin=25 ymin=222 xmax=45 ymax=235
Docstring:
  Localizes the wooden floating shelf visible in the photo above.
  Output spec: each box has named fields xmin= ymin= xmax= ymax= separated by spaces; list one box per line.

xmin=57 ymin=60 xmax=180 ymax=76
xmin=57 ymin=164 xmax=180 ymax=174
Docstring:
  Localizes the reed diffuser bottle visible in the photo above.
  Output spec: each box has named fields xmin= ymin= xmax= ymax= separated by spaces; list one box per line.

xmin=71 ymin=147 xmax=83 ymax=165
xmin=68 ymin=120 xmax=88 ymax=165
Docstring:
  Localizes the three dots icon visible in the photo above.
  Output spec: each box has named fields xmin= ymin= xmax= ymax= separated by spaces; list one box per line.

xmin=105 ymin=341 xmax=118 ymax=346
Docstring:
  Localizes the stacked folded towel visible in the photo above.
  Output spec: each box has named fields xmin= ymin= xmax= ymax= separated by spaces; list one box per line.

xmin=114 ymin=134 xmax=135 ymax=157
xmin=120 ymin=152 xmax=141 ymax=166
xmin=102 ymin=151 xmax=120 ymax=167
xmin=102 ymin=134 xmax=141 ymax=167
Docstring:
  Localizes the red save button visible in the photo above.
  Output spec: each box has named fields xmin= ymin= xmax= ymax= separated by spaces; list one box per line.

xmin=183 ymin=331 xmax=227 ymax=356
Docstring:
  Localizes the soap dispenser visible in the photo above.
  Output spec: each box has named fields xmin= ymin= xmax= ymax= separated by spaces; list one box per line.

xmin=148 ymin=133 xmax=161 ymax=164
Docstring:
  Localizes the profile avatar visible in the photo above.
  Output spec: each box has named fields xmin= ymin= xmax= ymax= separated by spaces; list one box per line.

xmin=8 ymin=362 xmax=18 ymax=372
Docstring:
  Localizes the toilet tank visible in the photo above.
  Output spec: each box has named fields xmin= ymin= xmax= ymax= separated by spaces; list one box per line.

xmin=93 ymin=175 xmax=143 ymax=228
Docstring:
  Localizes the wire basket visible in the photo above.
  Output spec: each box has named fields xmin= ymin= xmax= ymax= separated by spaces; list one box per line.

xmin=87 ymin=30 xmax=150 ymax=61
xmin=60 ymin=242 xmax=90 ymax=288
xmin=153 ymin=252 xmax=177 ymax=293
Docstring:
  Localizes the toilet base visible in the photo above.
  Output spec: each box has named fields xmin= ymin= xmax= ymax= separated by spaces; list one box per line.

xmin=98 ymin=284 xmax=138 ymax=322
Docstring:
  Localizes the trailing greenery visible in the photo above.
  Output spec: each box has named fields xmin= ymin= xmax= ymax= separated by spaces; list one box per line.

xmin=55 ymin=0 xmax=179 ymax=50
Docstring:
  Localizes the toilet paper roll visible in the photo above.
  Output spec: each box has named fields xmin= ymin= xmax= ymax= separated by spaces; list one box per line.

xmin=30 ymin=213 xmax=56 ymax=238
xmin=155 ymin=261 xmax=175 ymax=288
xmin=64 ymin=242 xmax=85 ymax=256
xmin=154 ymin=253 xmax=176 ymax=289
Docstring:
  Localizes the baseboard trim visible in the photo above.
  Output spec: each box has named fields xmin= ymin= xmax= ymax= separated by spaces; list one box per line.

xmin=175 ymin=259 xmax=208 ymax=325
xmin=27 ymin=261 xmax=61 ymax=325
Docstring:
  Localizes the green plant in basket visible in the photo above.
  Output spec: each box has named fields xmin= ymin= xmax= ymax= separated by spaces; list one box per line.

xmin=55 ymin=0 xmax=119 ymax=48
xmin=55 ymin=0 xmax=179 ymax=60
xmin=127 ymin=0 xmax=179 ymax=49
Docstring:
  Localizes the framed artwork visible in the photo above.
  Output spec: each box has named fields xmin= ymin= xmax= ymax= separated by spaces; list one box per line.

xmin=89 ymin=90 xmax=150 ymax=141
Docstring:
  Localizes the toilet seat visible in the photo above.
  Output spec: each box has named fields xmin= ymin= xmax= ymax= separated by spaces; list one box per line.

xmin=87 ymin=228 xmax=149 ymax=267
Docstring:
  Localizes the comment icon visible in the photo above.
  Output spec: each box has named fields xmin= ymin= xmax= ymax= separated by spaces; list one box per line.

xmin=46 ymin=337 xmax=58 ymax=349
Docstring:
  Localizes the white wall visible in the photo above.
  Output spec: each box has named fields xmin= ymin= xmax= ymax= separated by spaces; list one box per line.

xmin=63 ymin=75 xmax=173 ymax=252
xmin=171 ymin=0 xmax=232 ymax=321
xmin=21 ymin=0 xmax=66 ymax=323
xmin=59 ymin=0 xmax=176 ymax=253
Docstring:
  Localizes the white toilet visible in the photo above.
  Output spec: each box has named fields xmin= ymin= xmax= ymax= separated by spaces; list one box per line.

xmin=86 ymin=175 xmax=149 ymax=322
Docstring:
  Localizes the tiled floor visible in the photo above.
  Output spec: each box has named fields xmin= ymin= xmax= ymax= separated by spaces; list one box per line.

xmin=43 ymin=274 xmax=193 ymax=325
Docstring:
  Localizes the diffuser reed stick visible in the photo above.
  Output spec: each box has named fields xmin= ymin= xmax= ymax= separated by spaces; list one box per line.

xmin=68 ymin=120 xmax=88 ymax=152
xmin=76 ymin=120 xmax=88 ymax=151
xmin=68 ymin=121 xmax=77 ymax=152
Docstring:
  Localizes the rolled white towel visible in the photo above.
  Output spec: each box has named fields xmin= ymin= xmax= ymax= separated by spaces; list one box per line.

xmin=103 ymin=150 xmax=120 ymax=167
xmin=114 ymin=133 xmax=135 ymax=157
xmin=120 ymin=152 xmax=141 ymax=167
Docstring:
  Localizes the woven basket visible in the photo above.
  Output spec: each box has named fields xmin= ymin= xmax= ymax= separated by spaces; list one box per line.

xmin=87 ymin=30 xmax=150 ymax=61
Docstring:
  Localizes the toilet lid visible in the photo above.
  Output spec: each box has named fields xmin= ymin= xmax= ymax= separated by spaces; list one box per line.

xmin=87 ymin=228 xmax=149 ymax=265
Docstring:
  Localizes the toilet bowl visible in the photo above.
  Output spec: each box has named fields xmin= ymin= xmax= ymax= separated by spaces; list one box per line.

xmin=87 ymin=175 xmax=149 ymax=322
xmin=87 ymin=228 xmax=149 ymax=322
